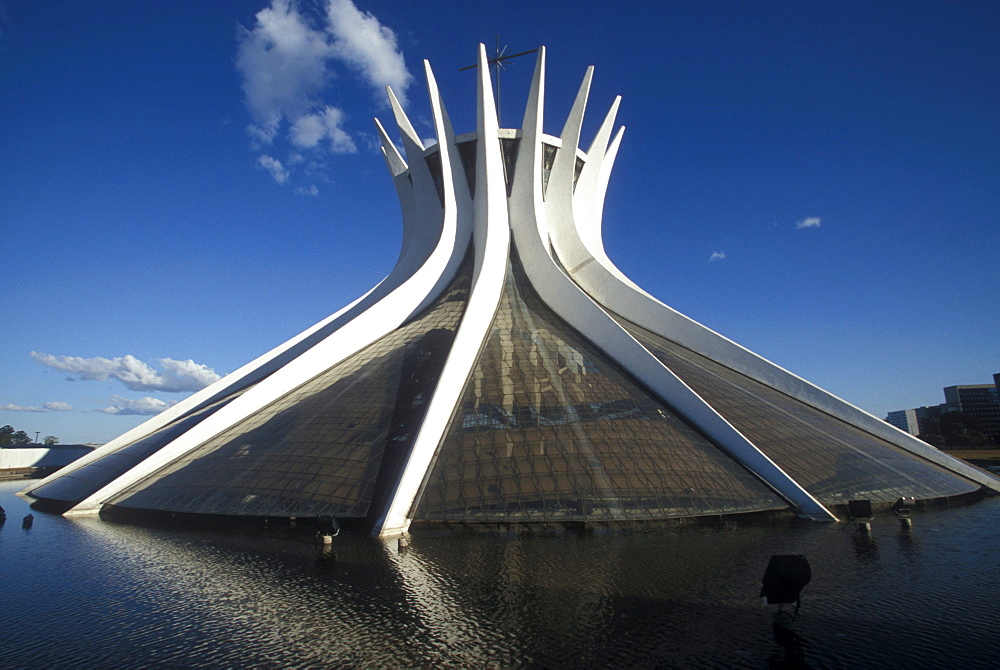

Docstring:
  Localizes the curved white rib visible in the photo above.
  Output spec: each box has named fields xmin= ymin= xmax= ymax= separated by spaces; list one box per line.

xmin=23 ymin=97 xmax=440 ymax=500
xmin=64 ymin=62 xmax=472 ymax=515
xmin=549 ymin=84 xmax=1000 ymax=496
xmin=377 ymin=45 xmax=512 ymax=536
xmin=510 ymin=49 xmax=834 ymax=520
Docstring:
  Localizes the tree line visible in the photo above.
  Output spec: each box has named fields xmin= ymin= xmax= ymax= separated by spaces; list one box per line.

xmin=918 ymin=411 xmax=998 ymax=448
xmin=0 ymin=425 xmax=59 ymax=446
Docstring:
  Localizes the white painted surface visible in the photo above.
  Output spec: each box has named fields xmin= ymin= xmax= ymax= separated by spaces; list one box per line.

xmin=377 ymin=47 xmax=512 ymax=535
xmin=1 ymin=446 xmax=93 ymax=470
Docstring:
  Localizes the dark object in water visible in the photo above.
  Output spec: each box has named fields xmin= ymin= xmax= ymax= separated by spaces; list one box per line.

xmin=22 ymin=514 xmax=33 ymax=529
xmin=891 ymin=497 xmax=915 ymax=518
xmin=848 ymin=499 xmax=873 ymax=521
xmin=761 ymin=554 xmax=811 ymax=607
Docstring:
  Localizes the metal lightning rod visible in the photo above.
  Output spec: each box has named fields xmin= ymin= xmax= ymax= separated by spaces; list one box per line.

xmin=459 ymin=36 xmax=538 ymax=127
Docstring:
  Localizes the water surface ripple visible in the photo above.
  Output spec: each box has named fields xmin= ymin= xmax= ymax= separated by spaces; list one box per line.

xmin=2 ymin=481 xmax=999 ymax=668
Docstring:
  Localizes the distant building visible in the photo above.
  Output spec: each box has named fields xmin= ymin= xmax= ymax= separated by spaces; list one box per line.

xmin=0 ymin=444 xmax=95 ymax=473
xmin=887 ymin=374 xmax=1000 ymax=443
xmin=944 ymin=383 xmax=1000 ymax=441
xmin=886 ymin=406 xmax=942 ymax=437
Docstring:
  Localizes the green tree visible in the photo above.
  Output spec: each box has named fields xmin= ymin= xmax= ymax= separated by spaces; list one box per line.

xmin=11 ymin=430 xmax=32 ymax=445
xmin=43 ymin=436 xmax=59 ymax=445
xmin=918 ymin=430 xmax=944 ymax=447
xmin=921 ymin=412 xmax=995 ymax=448
xmin=0 ymin=425 xmax=13 ymax=446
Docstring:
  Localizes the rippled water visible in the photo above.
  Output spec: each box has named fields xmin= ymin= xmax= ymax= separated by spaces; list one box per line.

xmin=2 ymin=480 xmax=999 ymax=668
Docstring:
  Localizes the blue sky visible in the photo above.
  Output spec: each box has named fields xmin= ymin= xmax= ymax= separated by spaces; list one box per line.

xmin=2 ymin=0 xmax=997 ymax=445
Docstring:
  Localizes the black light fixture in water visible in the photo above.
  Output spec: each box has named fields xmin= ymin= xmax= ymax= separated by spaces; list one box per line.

xmin=316 ymin=515 xmax=340 ymax=542
xmin=760 ymin=554 xmax=811 ymax=617
xmin=847 ymin=499 xmax=874 ymax=532
xmin=891 ymin=496 xmax=915 ymax=528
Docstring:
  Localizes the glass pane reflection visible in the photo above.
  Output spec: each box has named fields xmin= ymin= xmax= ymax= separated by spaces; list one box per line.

xmin=29 ymin=392 xmax=245 ymax=504
xmin=109 ymin=251 xmax=473 ymax=518
xmin=613 ymin=315 xmax=978 ymax=504
xmin=413 ymin=253 xmax=786 ymax=523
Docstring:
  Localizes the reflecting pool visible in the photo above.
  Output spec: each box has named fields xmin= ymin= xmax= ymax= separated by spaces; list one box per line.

xmin=2 ymin=479 xmax=999 ymax=668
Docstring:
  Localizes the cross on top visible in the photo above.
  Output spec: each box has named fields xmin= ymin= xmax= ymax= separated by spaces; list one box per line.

xmin=460 ymin=37 xmax=538 ymax=126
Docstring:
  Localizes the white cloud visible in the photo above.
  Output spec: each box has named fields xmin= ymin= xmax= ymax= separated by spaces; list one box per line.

xmin=235 ymin=1 xmax=410 ymax=184
xmin=796 ymin=216 xmax=821 ymax=229
xmin=98 ymin=396 xmax=176 ymax=416
xmin=290 ymin=106 xmax=357 ymax=153
xmin=157 ymin=358 xmax=223 ymax=392
xmin=289 ymin=112 xmax=327 ymax=148
xmin=709 ymin=251 xmax=726 ymax=261
xmin=1 ymin=403 xmax=45 ymax=413
xmin=1 ymin=400 xmax=74 ymax=412
xmin=324 ymin=0 xmax=412 ymax=106
xmin=295 ymin=184 xmax=319 ymax=196
xmin=236 ymin=0 xmax=334 ymax=145
xmin=30 ymin=352 xmax=221 ymax=393
xmin=257 ymin=154 xmax=289 ymax=183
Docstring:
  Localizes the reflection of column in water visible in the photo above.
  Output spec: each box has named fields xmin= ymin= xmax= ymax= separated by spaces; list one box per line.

xmin=769 ymin=615 xmax=810 ymax=667
xmin=851 ymin=531 xmax=880 ymax=569
xmin=896 ymin=526 xmax=921 ymax=565
xmin=381 ymin=535 xmax=624 ymax=660
xmin=493 ymin=536 xmax=623 ymax=646
xmin=72 ymin=519 xmax=427 ymax=664
xmin=315 ymin=543 xmax=337 ymax=569
xmin=379 ymin=536 xmax=508 ymax=665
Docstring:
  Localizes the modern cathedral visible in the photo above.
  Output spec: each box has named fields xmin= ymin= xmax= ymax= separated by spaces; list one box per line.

xmin=23 ymin=47 xmax=999 ymax=536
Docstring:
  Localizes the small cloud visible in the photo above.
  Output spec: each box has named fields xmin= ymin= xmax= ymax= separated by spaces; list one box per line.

xmin=257 ymin=154 xmax=289 ymax=183
xmin=795 ymin=216 xmax=821 ymax=229
xmin=236 ymin=0 xmax=334 ymax=146
xmin=31 ymin=352 xmax=221 ymax=393
xmin=97 ymin=396 xmax=176 ymax=416
xmin=324 ymin=0 xmax=413 ymax=106
xmin=709 ymin=251 xmax=726 ymax=261
xmin=247 ymin=123 xmax=278 ymax=147
xmin=290 ymin=112 xmax=327 ymax=148
xmin=290 ymin=106 xmax=357 ymax=153
xmin=295 ymin=184 xmax=319 ymax=196
xmin=1 ymin=403 xmax=45 ymax=413
xmin=1 ymin=400 xmax=74 ymax=412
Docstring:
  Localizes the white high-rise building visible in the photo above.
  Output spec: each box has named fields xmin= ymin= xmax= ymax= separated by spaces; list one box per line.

xmin=23 ymin=47 xmax=999 ymax=536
